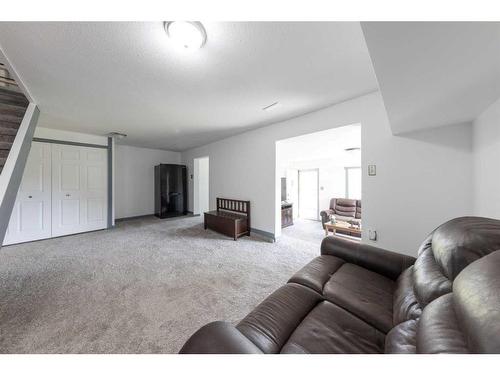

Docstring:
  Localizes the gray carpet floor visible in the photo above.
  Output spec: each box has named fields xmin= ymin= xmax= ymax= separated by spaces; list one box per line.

xmin=0 ymin=216 xmax=323 ymax=353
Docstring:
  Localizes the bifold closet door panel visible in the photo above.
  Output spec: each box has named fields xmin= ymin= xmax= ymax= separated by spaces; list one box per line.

xmin=51 ymin=144 xmax=107 ymax=237
xmin=2 ymin=142 xmax=52 ymax=245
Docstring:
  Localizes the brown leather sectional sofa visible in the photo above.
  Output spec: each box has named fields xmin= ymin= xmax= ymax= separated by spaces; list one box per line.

xmin=180 ymin=216 xmax=500 ymax=354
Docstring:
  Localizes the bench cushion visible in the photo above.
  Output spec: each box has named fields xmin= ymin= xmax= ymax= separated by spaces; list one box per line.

xmin=205 ymin=210 xmax=247 ymax=221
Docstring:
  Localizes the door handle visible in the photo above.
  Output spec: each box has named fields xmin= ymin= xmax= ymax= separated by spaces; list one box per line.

xmin=65 ymin=194 xmax=71 ymax=197
xmin=28 ymin=195 xmax=32 ymax=199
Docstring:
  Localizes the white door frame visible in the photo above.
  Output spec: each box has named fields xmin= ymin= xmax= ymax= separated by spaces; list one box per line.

xmin=298 ymin=168 xmax=319 ymax=221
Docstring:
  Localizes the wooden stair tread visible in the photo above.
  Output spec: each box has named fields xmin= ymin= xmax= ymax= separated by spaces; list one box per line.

xmin=0 ymin=134 xmax=16 ymax=142
xmin=0 ymin=141 xmax=13 ymax=150
xmin=0 ymin=126 xmax=18 ymax=135
xmin=0 ymin=87 xmax=29 ymax=107
xmin=0 ymin=111 xmax=25 ymax=122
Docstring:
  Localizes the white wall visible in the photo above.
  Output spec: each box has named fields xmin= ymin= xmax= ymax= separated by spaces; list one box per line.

xmin=193 ymin=157 xmax=209 ymax=215
xmin=473 ymin=97 xmax=500 ymax=219
xmin=115 ymin=145 xmax=181 ymax=219
xmin=182 ymin=92 xmax=473 ymax=255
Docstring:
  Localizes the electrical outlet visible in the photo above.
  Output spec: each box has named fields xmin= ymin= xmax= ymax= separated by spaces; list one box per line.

xmin=369 ymin=230 xmax=377 ymax=241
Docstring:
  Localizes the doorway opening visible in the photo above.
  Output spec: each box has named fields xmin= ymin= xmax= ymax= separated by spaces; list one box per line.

xmin=193 ymin=156 xmax=209 ymax=216
xmin=275 ymin=124 xmax=361 ymax=242
xmin=298 ymin=169 xmax=319 ymax=220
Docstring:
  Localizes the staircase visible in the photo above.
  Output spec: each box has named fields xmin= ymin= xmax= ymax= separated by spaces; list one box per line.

xmin=0 ymin=59 xmax=39 ymax=247
xmin=0 ymin=87 xmax=29 ymax=174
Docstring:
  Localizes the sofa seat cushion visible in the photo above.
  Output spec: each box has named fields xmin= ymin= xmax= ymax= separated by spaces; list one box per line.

xmin=323 ymin=263 xmax=395 ymax=333
xmin=236 ymin=283 xmax=323 ymax=353
xmin=280 ymin=301 xmax=385 ymax=354
xmin=288 ymin=256 xmax=345 ymax=294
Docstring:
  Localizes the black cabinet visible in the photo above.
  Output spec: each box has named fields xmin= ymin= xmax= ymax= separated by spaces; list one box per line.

xmin=154 ymin=164 xmax=187 ymax=218
xmin=281 ymin=202 xmax=293 ymax=228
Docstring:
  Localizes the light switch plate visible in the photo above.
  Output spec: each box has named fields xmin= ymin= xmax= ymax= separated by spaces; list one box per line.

xmin=369 ymin=230 xmax=377 ymax=241
xmin=368 ymin=165 xmax=376 ymax=176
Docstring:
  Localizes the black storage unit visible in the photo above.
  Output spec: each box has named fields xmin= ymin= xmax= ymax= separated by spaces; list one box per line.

xmin=154 ymin=164 xmax=188 ymax=218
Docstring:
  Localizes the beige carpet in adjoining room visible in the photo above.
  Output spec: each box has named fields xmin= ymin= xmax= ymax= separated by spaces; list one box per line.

xmin=0 ymin=216 xmax=322 ymax=353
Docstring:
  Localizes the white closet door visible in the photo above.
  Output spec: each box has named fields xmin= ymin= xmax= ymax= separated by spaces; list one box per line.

xmin=3 ymin=142 xmax=52 ymax=245
xmin=51 ymin=144 xmax=107 ymax=237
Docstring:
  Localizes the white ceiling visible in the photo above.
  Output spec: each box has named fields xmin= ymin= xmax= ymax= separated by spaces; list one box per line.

xmin=277 ymin=124 xmax=361 ymax=165
xmin=362 ymin=22 xmax=500 ymax=134
xmin=0 ymin=22 xmax=378 ymax=151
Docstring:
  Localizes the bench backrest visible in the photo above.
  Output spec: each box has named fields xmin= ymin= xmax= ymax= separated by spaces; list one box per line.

xmin=217 ymin=198 xmax=250 ymax=217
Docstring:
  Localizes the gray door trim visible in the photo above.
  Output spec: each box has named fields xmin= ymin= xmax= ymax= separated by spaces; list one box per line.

xmin=33 ymin=137 xmax=109 ymax=149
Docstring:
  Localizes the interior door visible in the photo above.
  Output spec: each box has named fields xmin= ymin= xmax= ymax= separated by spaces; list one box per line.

xmin=298 ymin=169 xmax=319 ymax=220
xmin=3 ymin=142 xmax=52 ymax=245
xmin=51 ymin=144 xmax=107 ymax=237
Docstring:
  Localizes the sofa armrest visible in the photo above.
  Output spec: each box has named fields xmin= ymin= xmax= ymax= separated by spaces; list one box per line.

xmin=320 ymin=209 xmax=334 ymax=228
xmin=321 ymin=236 xmax=416 ymax=280
xmin=179 ymin=321 xmax=263 ymax=354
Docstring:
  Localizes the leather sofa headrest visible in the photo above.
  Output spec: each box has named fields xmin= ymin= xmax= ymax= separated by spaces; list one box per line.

xmin=413 ymin=217 xmax=500 ymax=307
xmin=431 ymin=217 xmax=500 ymax=280
xmin=335 ymin=198 xmax=357 ymax=207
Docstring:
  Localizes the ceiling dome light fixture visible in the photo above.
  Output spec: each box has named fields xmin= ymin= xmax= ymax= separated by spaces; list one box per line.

xmin=165 ymin=21 xmax=207 ymax=49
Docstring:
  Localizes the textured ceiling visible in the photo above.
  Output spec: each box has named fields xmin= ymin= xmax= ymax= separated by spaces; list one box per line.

xmin=0 ymin=22 xmax=378 ymax=151
xmin=362 ymin=22 xmax=500 ymax=134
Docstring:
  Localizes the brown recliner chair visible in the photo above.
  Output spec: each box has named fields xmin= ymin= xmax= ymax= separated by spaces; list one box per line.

xmin=320 ymin=198 xmax=361 ymax=237
xmin=180 ymin=216 xmax=500 ymax=354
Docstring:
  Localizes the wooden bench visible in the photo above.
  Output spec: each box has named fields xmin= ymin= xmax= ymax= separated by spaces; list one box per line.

xmin=204 ymin=198 xmax=251 ymax=240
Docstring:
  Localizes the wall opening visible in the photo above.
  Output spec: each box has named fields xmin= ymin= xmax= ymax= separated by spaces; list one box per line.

xmin=275 ymin=124 xmax=361 ymax=239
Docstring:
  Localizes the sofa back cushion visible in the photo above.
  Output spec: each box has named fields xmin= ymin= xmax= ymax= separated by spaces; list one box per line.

xmin=412 ymin=217 xmax=500 ymax=308
xmin=416 ymin=293 xmax=469 ymax=353
xmin=332 ymin=198 xmax=357 ymax=218
xmin=416 ymin=251 xmax=500 ymax=353
xmin=452 ymin=251 xmax=500 ymax=353
xmin=387 ymin=217 xmax=500 ymax=354
xmin=431 ymin=217 xmax=500 ymax=280
xmin=393 ymin=266 xmax=421 ymax=326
